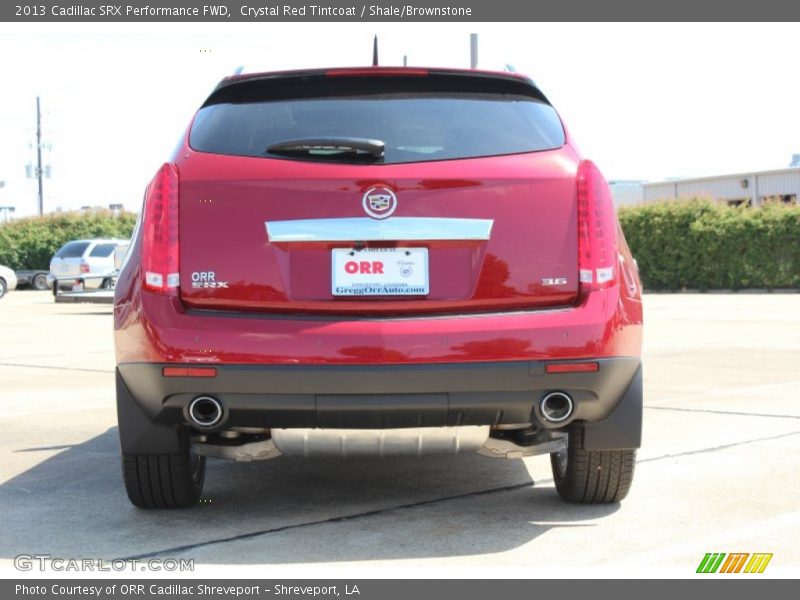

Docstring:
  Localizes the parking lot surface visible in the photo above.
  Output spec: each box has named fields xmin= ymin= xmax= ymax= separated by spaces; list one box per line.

xmin=1 ymin=291 xmax=798 ymax=577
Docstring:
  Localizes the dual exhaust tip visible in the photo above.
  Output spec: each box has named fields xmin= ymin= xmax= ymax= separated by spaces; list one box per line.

xmin=188 ymin=395 xmax=224 ymax=428
xmin=540 ymin=391 xmax=574 ymax=424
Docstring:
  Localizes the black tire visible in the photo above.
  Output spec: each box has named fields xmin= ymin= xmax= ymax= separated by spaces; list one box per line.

xmin=550 ymin=423 xmax=636 ymax=504
xmin=32 ymin=273 xmax=49 ymax=290
xmin=121 ymin=436 xmax=205 ymax=509
xmin=0 ymin=278 xmax=7 ymax=299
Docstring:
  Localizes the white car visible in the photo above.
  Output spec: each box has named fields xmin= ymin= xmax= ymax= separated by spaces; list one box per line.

xmin=0 ymin=264 xmax=18 ymax=299
xmin=49 ymin=238 xmax=128 ymax=290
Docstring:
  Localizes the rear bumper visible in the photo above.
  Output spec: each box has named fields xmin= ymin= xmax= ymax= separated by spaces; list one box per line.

xmin=115 ymin=286 xmax=642 ymax=365
xmin=50 ymin=274 xmax=108 ymax=290
xmin=116 ymin=357 xmax=642 ymax=452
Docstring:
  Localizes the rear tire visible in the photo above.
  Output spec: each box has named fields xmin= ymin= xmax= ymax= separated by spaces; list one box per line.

xmin=32 ymin=273 xmax=49 ymax=290
xmin=121 ymin=435 xmax=205 ymax=509
xmin=0 ymin=278 xmax=7 ymax=299
xmin=550 ymin=423 xmax=636 ymax=504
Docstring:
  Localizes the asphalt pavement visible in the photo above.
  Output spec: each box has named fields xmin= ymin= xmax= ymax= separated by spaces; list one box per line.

xmin=1 ymin=291 xmax=797 ymax=577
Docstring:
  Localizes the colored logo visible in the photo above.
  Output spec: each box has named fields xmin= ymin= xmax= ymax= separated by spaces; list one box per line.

xmin=362 ymin=186 xmax=397 ymax=220
xmin=696 ymin=553 xmax=773 ymax=574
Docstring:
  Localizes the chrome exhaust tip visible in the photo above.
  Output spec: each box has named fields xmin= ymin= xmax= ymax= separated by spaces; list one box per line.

xmin=188 ymin=395 xmax=224 ymax=428
xmin=540 ymin=391 xmax=574 ymax=423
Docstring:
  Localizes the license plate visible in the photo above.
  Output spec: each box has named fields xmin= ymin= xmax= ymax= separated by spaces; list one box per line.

xmin=332 ymin=248 xmax=429 ymax=296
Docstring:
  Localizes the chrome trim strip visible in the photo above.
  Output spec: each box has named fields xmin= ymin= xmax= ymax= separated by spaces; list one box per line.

xmin=266 ymin=217 xmax=494 ymax=242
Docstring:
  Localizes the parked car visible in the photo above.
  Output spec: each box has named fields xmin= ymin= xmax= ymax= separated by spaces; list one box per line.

xmin=0 ymin=264 xmax=18 ymax=299
xmin=49 ymin=238 xmax=128 ymax=290
xmin=115 ymin=66 xmax=643 ymax=509
xmin=14 ymin=269 xmax=50 ymax=290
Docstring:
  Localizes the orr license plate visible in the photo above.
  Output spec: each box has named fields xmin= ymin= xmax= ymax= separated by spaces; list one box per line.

xmin=332 ymin=248 xmax=429 ymax=296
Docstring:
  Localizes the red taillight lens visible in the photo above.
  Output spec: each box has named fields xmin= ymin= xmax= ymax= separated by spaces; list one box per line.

xmin=141 ymin=163 xmax=179 ymax=295
xmin=577 ymin=160 xmax=618 ymax=291
xmin=79 ymin=263 xmax=90 ymax=274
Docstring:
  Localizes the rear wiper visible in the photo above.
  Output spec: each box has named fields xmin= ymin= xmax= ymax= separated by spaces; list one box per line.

xmin=265 ymin=137 xmax=385 ymax=162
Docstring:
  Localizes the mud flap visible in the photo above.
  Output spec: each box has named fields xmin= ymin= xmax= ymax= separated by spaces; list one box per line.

xmin=116 ymin=369 xmax=182 ymax=454
xmin=582 ymin=364 xmax=643 ymax=450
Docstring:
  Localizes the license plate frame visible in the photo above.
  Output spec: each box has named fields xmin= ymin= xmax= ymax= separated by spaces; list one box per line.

xmin=331 ymin=247 xmax=429 ymax=297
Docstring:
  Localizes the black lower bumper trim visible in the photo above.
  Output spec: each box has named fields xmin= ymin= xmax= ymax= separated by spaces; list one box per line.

xmin=582 ymin=364 xmax=643 ymax=450
xmin=116 ymin=358 xmax=642 ymax=452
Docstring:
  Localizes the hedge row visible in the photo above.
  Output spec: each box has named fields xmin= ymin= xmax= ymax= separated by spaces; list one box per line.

xmin=0 ymin=211 xmax=137 ymax=271
xmin=618 ymin=199 xmax=800 ymax=290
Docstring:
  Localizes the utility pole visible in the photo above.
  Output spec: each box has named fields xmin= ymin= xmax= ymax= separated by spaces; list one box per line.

xmin=0 ymin=180 xmax=12 ymax=223
xmin=470 ymin=33 xmax=478 ymax=69
xmin=36 ymin=96 xmax=44 ymax=215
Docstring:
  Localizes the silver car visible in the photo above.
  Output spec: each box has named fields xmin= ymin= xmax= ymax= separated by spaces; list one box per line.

xmin=49 ymin=238 xmax=128 ymax=290
xmin=0 ymin=264 xmax=18 ymax=299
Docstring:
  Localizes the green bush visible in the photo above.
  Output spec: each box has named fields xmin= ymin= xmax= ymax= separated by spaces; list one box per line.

xmin=0 ymin=210 xmax=137 ymax=271
xmin=618 ymin=199 xmax=800 ymax=290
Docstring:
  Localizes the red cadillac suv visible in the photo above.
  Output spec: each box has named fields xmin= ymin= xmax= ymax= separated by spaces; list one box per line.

xmin=114 ymin=67 xmax=643 ymax=509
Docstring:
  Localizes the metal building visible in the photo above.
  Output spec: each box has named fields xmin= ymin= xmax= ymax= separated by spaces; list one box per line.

xmin=642 ymin=167 xmax=800 ymax=207
xmin=608 ymin=180 xmax=646 ymax=207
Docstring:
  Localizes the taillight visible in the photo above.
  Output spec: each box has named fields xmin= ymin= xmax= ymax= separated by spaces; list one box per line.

xmin=79 ymin=263 xmax=90 ymax=274
xmin=577 ymin=160 xmax=618 ymax=291
xmin=141 ymin=163 xmax=180 ymax=295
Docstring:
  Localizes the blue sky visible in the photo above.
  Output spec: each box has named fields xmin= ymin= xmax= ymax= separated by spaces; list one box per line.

xmin=0 ymin=22 xmax=798 ymax=216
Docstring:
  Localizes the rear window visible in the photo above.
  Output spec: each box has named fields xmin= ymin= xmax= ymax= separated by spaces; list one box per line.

xmin=190 ymin=76 xmax=565 ymax=164
xmin=89 ymin=243 xmax=118 ymax=258
xmin=55 ymin=242 xmax=90 ymax=259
